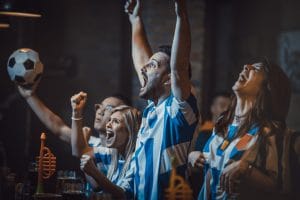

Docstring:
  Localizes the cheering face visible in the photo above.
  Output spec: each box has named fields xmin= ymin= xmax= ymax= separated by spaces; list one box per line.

xmin=93 ymin=97 xmax=124 ymax=133
xmin=105 ymin=111 xmax=129 ymax=151
xmin=139 ymin=52 xmax=170 ymax=100
xmin=232 ymin=63 xmax=266 ymax=97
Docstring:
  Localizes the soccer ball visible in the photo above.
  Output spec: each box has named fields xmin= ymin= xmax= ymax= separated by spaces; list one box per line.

xmin=7 ymin=48 xmax=43 ymax=88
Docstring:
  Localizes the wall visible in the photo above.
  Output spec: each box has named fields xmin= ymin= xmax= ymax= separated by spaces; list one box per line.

xmin=0 ymin=0 xmax=129 ymax=174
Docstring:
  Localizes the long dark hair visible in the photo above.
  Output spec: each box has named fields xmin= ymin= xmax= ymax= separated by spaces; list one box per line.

xmin=215 ymin=59 xmax=291 ymax=139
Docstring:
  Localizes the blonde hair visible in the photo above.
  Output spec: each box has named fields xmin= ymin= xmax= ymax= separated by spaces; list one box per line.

xmin=106 ymin=105 xmax=141 ymax=180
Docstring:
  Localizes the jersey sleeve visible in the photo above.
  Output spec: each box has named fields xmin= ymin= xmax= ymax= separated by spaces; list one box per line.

xmin=167 ymin=94 xmax=199 ymax=126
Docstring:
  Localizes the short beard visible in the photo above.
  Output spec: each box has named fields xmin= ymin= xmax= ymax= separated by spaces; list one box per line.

xmin=139 ymin=75 xmax=167 ymax=101
xmin=139 ymin=86 xmax=156 ymax=100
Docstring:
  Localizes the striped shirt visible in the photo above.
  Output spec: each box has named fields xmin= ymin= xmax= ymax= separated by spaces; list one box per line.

xmin=118 ymin=94 xmax=198 ymax=200
xmin=198 ymin=124 xmax=278 ymax=200
xmin=88 ymin=135 xmax=102 ymax=147
xmin=93 ymin=146 xmax=125 ymax=184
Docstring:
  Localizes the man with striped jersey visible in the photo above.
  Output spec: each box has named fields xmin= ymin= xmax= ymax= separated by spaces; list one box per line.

xmin=80 ymin=0 xmax=198 ymax=199
xmin=119 ymin=0 xmax=198 ymax=199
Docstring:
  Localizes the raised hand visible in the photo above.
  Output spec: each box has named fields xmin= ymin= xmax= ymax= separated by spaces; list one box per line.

xmin=80 ymin=154 xmax=98 ymax=177
xmin=17 ymin=78 xmax=40 ymax=99
xmin=70 ymin=91 xmax=87 ymax=116
xmin=124 ymin=0 xmax=141 ymax=22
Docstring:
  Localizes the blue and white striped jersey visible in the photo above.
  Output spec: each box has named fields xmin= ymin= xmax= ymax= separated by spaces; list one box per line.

xmin=88 ymin=135 xmax=102 ymax=147
xmin=198 ymin=124 xmax=278 ymax=200
xmin=118 ymin=94 xmax=198 ymax=200
xmin=93 ymin=146 xmax=124 ymax=184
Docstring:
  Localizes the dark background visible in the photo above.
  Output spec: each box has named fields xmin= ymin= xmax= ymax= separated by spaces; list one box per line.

xmin=0 ymin=0 xmax=299 ymax=184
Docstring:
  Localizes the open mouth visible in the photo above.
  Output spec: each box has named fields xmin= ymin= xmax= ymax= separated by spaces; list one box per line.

xmin=141 ymin=72 xmax=148 ymax=88
xmin=106 ymin=129 xmax=115 ymax=144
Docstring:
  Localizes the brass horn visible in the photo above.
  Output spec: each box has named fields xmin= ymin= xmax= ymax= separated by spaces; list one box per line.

xmin=35 ymin=133 xmax=56 ymax=194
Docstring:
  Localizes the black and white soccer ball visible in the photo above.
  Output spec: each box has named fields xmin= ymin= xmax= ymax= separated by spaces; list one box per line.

xmin=7 ymin=48 xmax=43 ymax=88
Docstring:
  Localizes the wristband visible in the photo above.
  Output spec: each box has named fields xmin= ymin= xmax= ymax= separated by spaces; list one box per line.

xmin=71 ymin=116 xmax=83 ymax=121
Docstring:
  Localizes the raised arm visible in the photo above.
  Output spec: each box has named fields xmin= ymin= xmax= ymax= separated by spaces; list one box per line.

xmin=18 ymin=84 xmax=71 ymax=143
xmin=70 ymin=91 xmax=92 ymax=157
xmin=171 ymin=0 xmax=191 ymax=101
xmin=125 ymin=0 xmax=152 ymax=85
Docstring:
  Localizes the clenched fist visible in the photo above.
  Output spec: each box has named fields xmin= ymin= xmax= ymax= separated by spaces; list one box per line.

xmin=70 ymin=91 xmax=87 ymax=117
xmin=80 ymin=154 xmax=97 ymax=177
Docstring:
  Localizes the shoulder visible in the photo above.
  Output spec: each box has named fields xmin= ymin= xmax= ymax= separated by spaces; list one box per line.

xmin=258 ymin=120 xmax=286 ymax=137
xmin=168 ymin=93 xmax=198 ymax=113
xmin=166 ymin=94 xmax=199 ymax=123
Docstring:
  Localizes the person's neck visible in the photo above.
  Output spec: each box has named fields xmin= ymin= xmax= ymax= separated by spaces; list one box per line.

xmin=234 ymin=94 xmax=255 ymax=124
xmin=151 ymin=89 xmax=170 ymax=106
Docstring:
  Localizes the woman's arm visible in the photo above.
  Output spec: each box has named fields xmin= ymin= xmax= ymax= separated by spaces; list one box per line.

xmin=220 ymin=135 xmax=278 ymax=194
xmin=80 ymin=154 xmax=126 ymax=198
xmin=242 ymin=159 xmax=277 ymax=191
xmin=70 ymin=91 xmax=92 ymax=157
